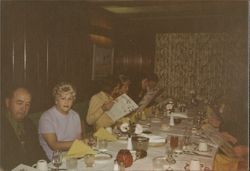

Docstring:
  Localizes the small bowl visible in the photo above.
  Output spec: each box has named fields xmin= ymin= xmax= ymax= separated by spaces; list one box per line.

xmin=132 ymin=136 xmax=149 ymax=151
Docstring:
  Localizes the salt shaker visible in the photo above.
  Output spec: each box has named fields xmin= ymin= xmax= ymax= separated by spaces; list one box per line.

xmin=127 ymin=136 xmax=132 ymax=150
xmin=113 ymin=160 xmax=119 ymax=171
xmin=169 ymin=115 xmax=175 ymax=126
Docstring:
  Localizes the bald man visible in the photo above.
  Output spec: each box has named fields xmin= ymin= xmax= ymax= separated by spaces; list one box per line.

xmin=0 ymin=86 xmax=46 ymax=170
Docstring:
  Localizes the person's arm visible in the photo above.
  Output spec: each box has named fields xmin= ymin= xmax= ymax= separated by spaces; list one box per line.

xmin=233 ymin=145 xmax=249 ymax=158
xmin=42 ymin=133 xmax=74 ymax=151
xmin=86 ymin=95 xmax=113 ymax=125
xmin=220 ymin=131 xmax=238 ymax=145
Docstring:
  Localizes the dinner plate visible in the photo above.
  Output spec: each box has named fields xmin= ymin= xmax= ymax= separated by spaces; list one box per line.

xmin=159 ymin=127 xmax=170 ymax=132
xmin=151 ymin=118 xmax=161 ymax=123
xmin=149 ymin=142 xmax=165 ymax=147
xmin=95 ymin=153 xmax=112 ymax=163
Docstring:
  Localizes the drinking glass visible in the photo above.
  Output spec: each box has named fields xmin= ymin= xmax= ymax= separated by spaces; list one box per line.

xmin=66 ymin=158 xmax=77 ymax=171
xmin=170 ymin=136 xmax=179 ymax=151
xmin=86 ymin=133 xmax=96 ymax=148
xmin=165 ymin=137 xmax=176 ymax=166
xmin=84 ymin=154 xmax=95 ymax=167
xmin=152 ymin=156 xmax=164 ymax=171
xmin=98 ymin=139 xmax=108 ymax=151
xmin=52 ymin=150 xmax=62 ymax=171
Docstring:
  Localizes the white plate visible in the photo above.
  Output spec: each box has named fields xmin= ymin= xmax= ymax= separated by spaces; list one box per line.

xmin=159 ymin=127 xmax=170 ymax=131
xmin=194 ymin=149 xmax=212 ymax=155
xmin=151 ymin=118 xmax=161 ymax=123
xmin=95 ymin=153 xmax=112 ymax=163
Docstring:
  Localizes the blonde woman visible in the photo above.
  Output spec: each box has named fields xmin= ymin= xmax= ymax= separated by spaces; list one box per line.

xmin=39 ymin=82 xmax=82 ymax=160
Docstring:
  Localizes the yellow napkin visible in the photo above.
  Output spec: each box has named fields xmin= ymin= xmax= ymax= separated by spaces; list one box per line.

xmin=66 ymin=140 xmax=96 ymax=158
xmin=213 ymin=153 xmax=239 ymax=171
xmin=94 ymin=127 xmax=117 ymax=141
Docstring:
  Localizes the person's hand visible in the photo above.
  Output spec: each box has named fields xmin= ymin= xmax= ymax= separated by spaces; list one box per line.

xmin=233 ymin=145 xmax=249 ymax=158
xmin=102 ymin=101 xmax=114 ymax=111
xmin=208 ymin=115 xmax=221 ymax=128
xmin=83 ymin=137 xmax=96 ymax=148
xmin=220 ymin=132 xmax=238 ymax=144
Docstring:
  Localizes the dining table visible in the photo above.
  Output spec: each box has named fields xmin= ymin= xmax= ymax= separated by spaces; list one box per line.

xmin=47 ymin=113 xmax=219 ymax=171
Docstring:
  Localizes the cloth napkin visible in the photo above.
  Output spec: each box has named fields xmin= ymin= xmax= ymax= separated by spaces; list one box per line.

xmin=66 ymin=140 xmax=96 ymax=158
xmin=94 ymin=127 xmax=117 ymax=141
xmin=12 ymin=164 xmax=39 ymax=171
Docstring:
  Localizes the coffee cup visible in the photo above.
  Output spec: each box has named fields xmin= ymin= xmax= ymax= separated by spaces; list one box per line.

xmin=130 ymin=150 xmax=137 ymax=161
xmin=198 ymin=142 xmax=208 ymax=152
xmin=190 ymin=159 xmax=201 ymax=171
xmin=32 ymin=160 xmax=48 ymax=171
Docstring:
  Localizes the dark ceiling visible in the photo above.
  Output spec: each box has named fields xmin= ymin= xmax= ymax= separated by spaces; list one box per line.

xmin=81 ymin=1 xmax=248 ymax=34
xmin=85 ymin=1 xmax=247 ymax=20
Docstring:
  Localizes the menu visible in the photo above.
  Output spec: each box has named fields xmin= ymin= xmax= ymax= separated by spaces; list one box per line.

xmin=202 ymin=124 xmax=237 ymax=158
xmin=106 ymin=94 xmax=138 ymax=122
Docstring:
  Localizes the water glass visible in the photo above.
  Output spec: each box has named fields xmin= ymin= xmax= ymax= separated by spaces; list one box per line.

xmin=152 ymin=157 xmax=164 ymax=171
xmin=98 ymin=139 xmax=108 ymax=151
xmin=66 ymin=158 xmax=77 ymax=171
xmin=170 ymin=136 xmax=179 ymax=151
xmin=52 ymin=150 xmax=62 ymax=170
xmin=84 ymin=154 xmax=95 ymax=167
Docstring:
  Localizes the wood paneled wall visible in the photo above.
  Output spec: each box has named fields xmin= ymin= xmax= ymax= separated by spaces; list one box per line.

xmin=1 ymin=1 xmax=155 ymax=112
xmin=1 ymin=2 xmax=94 ymax=112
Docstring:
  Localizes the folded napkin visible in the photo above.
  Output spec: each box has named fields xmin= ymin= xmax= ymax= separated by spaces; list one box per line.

xmin=94 ymin=127 xmax=117 ymax=141
xmin=66 ymin=140 xmax=96 ymax=158
xmin=140 ymin=133 xmax=165 ymax=143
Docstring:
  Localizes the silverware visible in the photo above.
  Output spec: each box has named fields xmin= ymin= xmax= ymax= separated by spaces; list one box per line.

xmin=49 ymin=167 xmax=67 ymax=171
xmin=183 ymin=151 xmax=212 ymax=158
xmin=192 ymin=151 xmax=213 ymax=158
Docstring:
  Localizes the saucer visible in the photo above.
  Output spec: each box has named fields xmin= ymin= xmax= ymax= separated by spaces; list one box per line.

xmin=95 ymin=153 xmax=112 ymax=163
xmin=174 ymin=149 xmax=183 ymax=154
xmin=184 ymin=163 xmax=204 ymax=171
xmin=159 ymin=127 xmax=170 ymax=131
xmin=193 ymin=149 xmax=212 ymax=156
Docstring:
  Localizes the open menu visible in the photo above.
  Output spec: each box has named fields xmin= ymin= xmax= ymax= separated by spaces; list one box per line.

xmin=202 ymin=124 xmax=237 ymax=158
xmin=106 ymin=94 xmax=138 ymax=122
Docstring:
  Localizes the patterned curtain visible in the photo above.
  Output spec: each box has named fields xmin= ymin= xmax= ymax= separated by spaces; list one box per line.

xmin=155 ymin=32 xmax=247 ymax=104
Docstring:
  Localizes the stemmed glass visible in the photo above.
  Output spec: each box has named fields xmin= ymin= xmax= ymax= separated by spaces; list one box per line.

xmin=167 ymin=136 xmax=178 ymax=164
xmin=165 ymin=137 xmax=175 ymax=171
xmin=52 ymin=150 xmax=62 ymax=171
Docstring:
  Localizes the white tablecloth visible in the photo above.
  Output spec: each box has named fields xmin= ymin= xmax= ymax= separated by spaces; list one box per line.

xmin=49 ymin=117 xmax=218 ymax=171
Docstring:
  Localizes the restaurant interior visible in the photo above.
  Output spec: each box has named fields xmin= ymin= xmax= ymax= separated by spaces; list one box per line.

xmin=1 ymin=0 xmax=249 ymax=170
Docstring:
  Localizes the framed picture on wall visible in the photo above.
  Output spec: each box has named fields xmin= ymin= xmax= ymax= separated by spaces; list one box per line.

xmin=92 ymin=44 xmax=114 ymax=80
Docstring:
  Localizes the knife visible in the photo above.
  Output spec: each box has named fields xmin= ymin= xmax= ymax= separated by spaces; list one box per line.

xmin=184 ymin=151 xmax=212 ymax=158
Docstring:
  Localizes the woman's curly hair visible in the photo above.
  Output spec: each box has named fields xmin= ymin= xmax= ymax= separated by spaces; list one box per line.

xmin=52 ymin=82 xmax=76 ymax=100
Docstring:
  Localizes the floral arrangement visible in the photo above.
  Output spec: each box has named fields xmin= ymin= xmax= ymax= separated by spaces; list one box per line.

xmin=119 ymin=121 xmax=143 ymax=136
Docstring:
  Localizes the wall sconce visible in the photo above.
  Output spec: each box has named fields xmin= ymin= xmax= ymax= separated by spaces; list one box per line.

xmin=89 ymin=34 xmax=113 ymax=46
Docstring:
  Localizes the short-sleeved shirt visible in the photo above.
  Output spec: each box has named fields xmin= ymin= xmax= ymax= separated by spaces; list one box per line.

xmin=38 ymin=106 xmax=81 ymax=160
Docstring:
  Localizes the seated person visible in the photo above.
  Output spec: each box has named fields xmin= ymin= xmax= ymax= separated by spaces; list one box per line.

xmin=137 ymin=72 xmax=161 ymax=111
xmin=205 ymin=97 xmax=248 ymax=170
xmin=0 ymin=85 xmax=46 ymax=170
xmin=39 ymin=82 xmax=82 ymax=160
xmin=117 ymin=74 xmax=131 ymax=95
xmin=86 ymin=75 xmax=126 ymax=130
